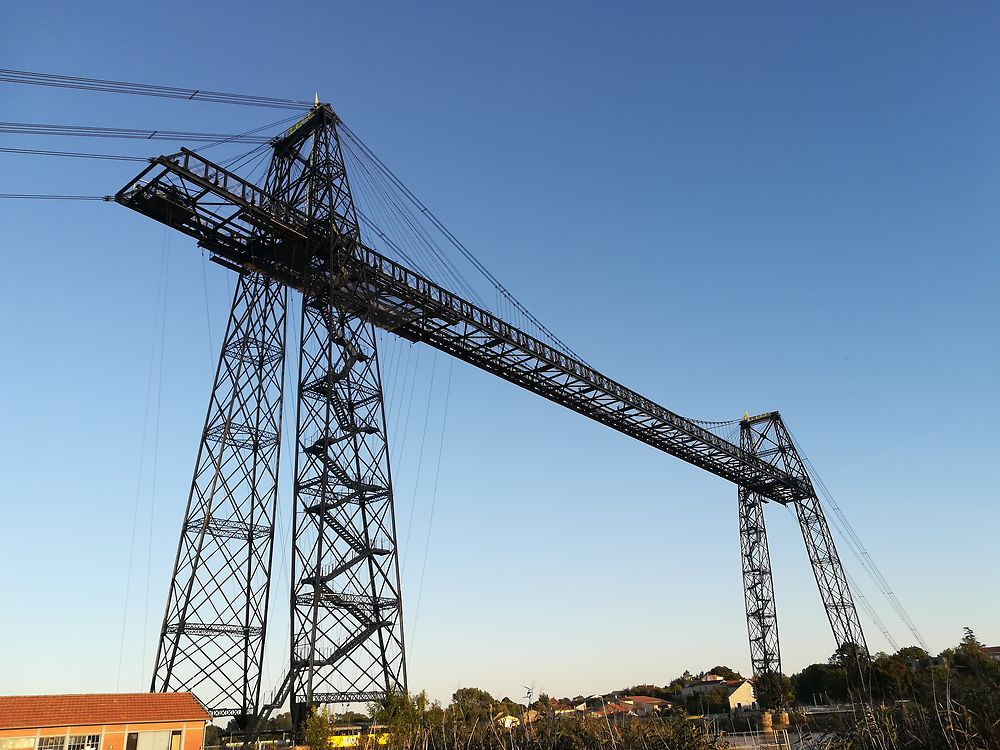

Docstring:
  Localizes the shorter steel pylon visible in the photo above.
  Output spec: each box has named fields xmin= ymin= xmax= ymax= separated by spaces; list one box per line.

xmin=739 ymin=412 xmax=869 ymax=679
xmin=738 ymin=418 xmax=782 ymax=678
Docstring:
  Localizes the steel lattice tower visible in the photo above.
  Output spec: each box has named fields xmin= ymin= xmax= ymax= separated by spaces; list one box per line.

xmin=147 ymin=107 xmax=405 ymax=726
xmin=738 ymin=413 xmax=868 ymax=685
xmin=117 ymin=101 xmax=872 ymax=728
xmin=151 ymin=270 xmax=287 ymax=719
xmin=738 ymin=418 xmax=782 ymax=678
xmin=279 ymin=108 xmax=406 ymax=721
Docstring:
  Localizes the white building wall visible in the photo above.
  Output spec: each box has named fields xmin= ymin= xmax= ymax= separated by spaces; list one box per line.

xmin=727 ymin=682 xmax=756 ymax=711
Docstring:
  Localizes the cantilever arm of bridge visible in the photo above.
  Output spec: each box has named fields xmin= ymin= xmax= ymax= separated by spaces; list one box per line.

xmin=116 ymin=137 xmax=810 ymax=504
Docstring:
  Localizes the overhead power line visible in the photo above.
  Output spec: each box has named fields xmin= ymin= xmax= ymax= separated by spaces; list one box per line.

xmin=0 ymin=193 xmax=110 ymax=200
xmin=0 ymin=68 xmax=312 ymax=110
xmin=0 ymin=146 xmax=147 ymax=162
xmin=0 ymin=121 xmax=271 ymax=143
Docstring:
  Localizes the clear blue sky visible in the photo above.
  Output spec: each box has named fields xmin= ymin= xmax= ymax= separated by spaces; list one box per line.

xmin=1 ymin=2 xmax=998 ymax=707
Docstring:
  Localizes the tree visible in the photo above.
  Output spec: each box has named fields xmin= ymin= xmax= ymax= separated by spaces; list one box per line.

xmin=755 ymin=672 xmax=794 ymax=710
xmin=266 ymin=712 xmax=294 ymax=731
xmin=829 ymin=642 xmax=870 ymax=670
xmin=450 ymin=687 xmax=496 ymax=725
xmin=496 ymin=697 xmax=523 ymax=718
xmin=707 ymin=665 xmax=742 ymax=681
xmin=303 ymin=706 xmax=334 ymax=750
xmin=961 ymin=626 xmax=983 ymax=649
xmin=872 ymin=652 xmax=914 ymax=701
xmin=683 ymin=688 xmax=728 ymax=716
xmin=369 ymin=689 xmax=444 ymax=749
xmin=204 ymin=725 xmax=222 ymax=747
xmin=953 ymin=626 xmax=999 ymax=677
xmin=895 ymin=645 xmax=930 ymax=663
xmin=791 ymin=662 xmax=849 ymax=704
xmin=531 ymin=693 xmax=551 ymax=714
xmin=371 ymin=689 xmax=430 ymax=730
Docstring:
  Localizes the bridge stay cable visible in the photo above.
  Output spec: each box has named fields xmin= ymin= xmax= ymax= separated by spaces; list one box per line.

xmin=785 ymin=430 xmax=929 ymax=652
xmin=0 ymin=67 xmax=313 ymax=110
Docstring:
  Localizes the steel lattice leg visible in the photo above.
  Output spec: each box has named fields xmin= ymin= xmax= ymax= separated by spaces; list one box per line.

xmin=265 ymin=107 xmax=407 ymax=725
xmin=289 ymin=298 xmax=406 ymax=719
xmin=151 ymin=270 xmax=287 ymax=720
xmin=795 ymin=494 xmax=869 ymax=660
xmin=738 ymin=419 xmax=782 ymax=677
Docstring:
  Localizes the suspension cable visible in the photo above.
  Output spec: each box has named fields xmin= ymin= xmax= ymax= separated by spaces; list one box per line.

xmin=788 ymin=428 xmax=929 ymax=651
xmin=339 ymin=123 xmax=589 ymax=364
xmin=0 ymin=68 xmax=312 ymax=110
xmin=0 ymin=146 xmax=147 ymax=162
xmin=779 ymin=502 xmax=900 ymax=652
xmin=0 ymin=193 xmax=111 ymax=200
xmin=0 ymin=121 xmax=271 ymax=143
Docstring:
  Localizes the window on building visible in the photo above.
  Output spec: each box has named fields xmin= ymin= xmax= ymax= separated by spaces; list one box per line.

xmin=125 ymin=734 xmax=138 ymax=750
xmin=136 ymin=731 xmax=171 ymax=750
xmin=168 ymin=732 xmax=181 ymax=750
xmin=67 ymin=736 xmax=101 ymax=750
xmin=38 ymin=738 xmax=65 ymax=750
xmin=0 ymin=738 xmax=36 ymax=750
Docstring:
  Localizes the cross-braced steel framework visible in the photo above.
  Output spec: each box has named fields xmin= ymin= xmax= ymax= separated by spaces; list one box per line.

xmin=738 ymin=418 xmax=782 ymax=678
xmin=738 ymin=413 xmax=868 ymax=683
xmin=278 ymin=108 xmax=406 ymax=720
xmin=144 ymin=107 xmax=405 ymax=726
xmin=116 ymin=102 xmax=869 ymax=727
xmin=151 ymin=269 xmax=286 ymax=718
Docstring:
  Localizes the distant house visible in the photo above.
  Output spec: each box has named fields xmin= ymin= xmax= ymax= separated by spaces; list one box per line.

xmin=493 ymin=709 xmax=541 ymax=729
xmin=0 ymin=693 xmax=210 ymax=750
xmin=681 ymin=674 xmax=728 ymax=697
xmin=493 ymin=714 xmax=519 ymax=729
xmin=908 ymin=656 xmax=950 ymax=672
xmin=620 ymin=696 xmax=672 ymax=717
xmin=546 ymin=699 xmax=576 ymax=716
xmin=588 ymin=703 xmax=633 ymax=724
xmin=984 ymin=646 xmax=1000 ymax=663
xmin=724 ymin=680 xmax=756 ymax=712
xmin=681 ymin=675 xmax=756 ymax=713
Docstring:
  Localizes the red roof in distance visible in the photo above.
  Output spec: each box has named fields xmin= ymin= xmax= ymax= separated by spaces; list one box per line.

xmin=0 ymin=694 xmax=210 ymax=730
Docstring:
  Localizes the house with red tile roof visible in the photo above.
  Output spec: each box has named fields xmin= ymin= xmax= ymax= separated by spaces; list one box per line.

xmin=620 ymin=696 xmax=673 ymax=717
xmin=587 ymin=702 xmax=634 ymax=724
xmin=545 ymin=699 xmax=576 ymax=716
xmin=0 ymin=694 xmax=210 ymax=750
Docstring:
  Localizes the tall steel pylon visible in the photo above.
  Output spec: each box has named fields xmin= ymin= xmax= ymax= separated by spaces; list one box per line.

xmin=151 ymin=269 xmax=287 ymax=719
xmin=149 ymin=107 xmax=405 ymax=724
xmin=280 ymin=107 xmax=406 ymax=722
xmin=738 ymin=413 xmax=868 ymax=686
